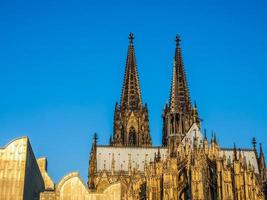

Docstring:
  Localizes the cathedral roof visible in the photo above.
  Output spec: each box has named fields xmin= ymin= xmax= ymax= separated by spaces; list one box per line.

xmin=220 ymin=148 xmax=259 ymax=173
xmin=96 ymin=145 xmax=168 ymax=172
xmin=97 ymin=123 xmax=200 ymax=173
xmin=181 ymin=123 xmax=202 ymax=145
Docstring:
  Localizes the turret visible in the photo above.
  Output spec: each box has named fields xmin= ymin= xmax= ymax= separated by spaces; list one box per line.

xmin=88 ymin=133 xmax=97 ymax=190
xmin=259 ymin=143 xmax=267 ymax=180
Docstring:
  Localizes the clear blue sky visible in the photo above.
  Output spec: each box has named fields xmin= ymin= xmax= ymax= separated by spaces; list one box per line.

xmin=0 ymin=0 xmax=267 ymax=183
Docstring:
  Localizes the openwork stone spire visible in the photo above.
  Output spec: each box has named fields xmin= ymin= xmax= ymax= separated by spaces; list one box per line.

xmin=169 ymin=60 xmax=180 ymax=112
xmin=111 ymin=33 xmax=151 ymax=147
xmin=162 ymin=35 xmax=199 ymax=153
xmin=169 ymin=35 xmax=191 ymax=113
xmin=120 ymin=32 xmax=142 ymax=111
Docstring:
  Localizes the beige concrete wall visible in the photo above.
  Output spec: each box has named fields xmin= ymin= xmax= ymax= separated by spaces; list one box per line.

xmin=23 ymin=141 xmax=45 ymax=200
xmin=37 ymin=158 xmax=55 ymax=190
xmin=0 ymin=137 xmax=44 ymax=200
xmin=40 ymin=172 xmax=121 ymax=200
xmin=40 ymin=191 xmax=55 ymax=200
xmin=56 ymin=172 xmax=88 ymax=200
xmin=0 ymin=137 xmax=28 ymax=200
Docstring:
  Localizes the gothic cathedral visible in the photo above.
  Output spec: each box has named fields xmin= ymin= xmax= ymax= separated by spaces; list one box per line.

xmin=0 ymin=33 xmax=266 ymax=200
xmin=88 ymin=33 xmax=267 ymax=200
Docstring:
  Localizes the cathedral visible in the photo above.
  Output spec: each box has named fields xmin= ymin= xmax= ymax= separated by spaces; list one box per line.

xmin=87 ymin=33 xmax=267 ymax=200
xmin=0 ymin=33 xmax=266 ymax=200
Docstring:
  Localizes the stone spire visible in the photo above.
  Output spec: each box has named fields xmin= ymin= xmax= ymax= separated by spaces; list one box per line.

xmin=120 ymin=32 xmax=142 ymax=111
xmin=252 ymin=137 xmax=257 ymax=151
xmin=169 ymin=59 xmax=180 ymax=112
xmin=259 ymin=143 xmax=267 ymax=180
xmin=88 ymin=133 xmax=97 ymax=190
xmin=162 ymin=35 xmax=196 ymax=151
xmin=169 ymin=35 xmax=191 ymax=113
xmin=112 ymin=33 xmax=151 ymax=147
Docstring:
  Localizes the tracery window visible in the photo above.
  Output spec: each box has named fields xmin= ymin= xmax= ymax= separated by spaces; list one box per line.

xmin=128 ymin=127 xmax=136 ymax=146
xmin=139 ymin=183 xmax=146 ymax=200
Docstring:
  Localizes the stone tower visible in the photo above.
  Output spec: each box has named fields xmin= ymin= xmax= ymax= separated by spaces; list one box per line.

xmin=162 ymin=35 xmax=200 ymax=155
xmin=111 ymin=33 xmax=151 ymax=147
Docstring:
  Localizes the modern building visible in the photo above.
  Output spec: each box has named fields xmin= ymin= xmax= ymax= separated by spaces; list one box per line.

xmin=0 ymin=137 xmax=45 ymax=200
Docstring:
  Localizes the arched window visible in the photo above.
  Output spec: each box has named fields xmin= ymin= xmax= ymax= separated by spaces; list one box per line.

xmin=179 ymin=185 xmax=190 ymax=200
xmin=128 ymin=127 xmax=136 ymax=146
xmin=139 ymin=183 xmax=146 ymax=200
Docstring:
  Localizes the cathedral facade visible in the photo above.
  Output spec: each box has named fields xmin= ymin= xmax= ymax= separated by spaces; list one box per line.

xmin=0 ymin=33 xmax=266 ymax=200
xmin=87 ymin=33 xmax=267 ymax=200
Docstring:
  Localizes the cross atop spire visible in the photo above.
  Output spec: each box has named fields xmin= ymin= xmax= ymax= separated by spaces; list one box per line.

xmin=175 ymin=34 xmax=181 ymax=47
xmin=128 ymin=32 xmax=134 ymax=45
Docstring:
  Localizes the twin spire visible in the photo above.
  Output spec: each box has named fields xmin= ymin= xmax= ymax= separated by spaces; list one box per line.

xmin=169 ymin=35 xmax=191 ymax=113
xmin=120 ymin=32 xmax=142 ymax=111
xmin=120 ymin=33 xmax=191 ymax=114
xmin=115 ymin=33 xmax=192 ymax=147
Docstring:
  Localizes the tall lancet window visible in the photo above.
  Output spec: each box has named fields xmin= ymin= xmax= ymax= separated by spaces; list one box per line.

xmin=128 ymin=127 xmax=136 ymax=146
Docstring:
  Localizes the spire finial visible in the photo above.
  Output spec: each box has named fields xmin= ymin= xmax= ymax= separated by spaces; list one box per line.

xmin=129 ymin=32 xmax=134 ymax=44
xmin=175 ymin=34 xmax=181 ymax=47
xmin=93 ymin=132 xmax=98 ymax=143
xmin=252 ymin=137 xmax=257 ymax=149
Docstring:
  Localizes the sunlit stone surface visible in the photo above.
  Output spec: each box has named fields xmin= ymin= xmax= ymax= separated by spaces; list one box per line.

xmin=0 ymin=137 xmax=44 ymax=200
xmin=40 ymin=172 xmax=121 ymax=200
